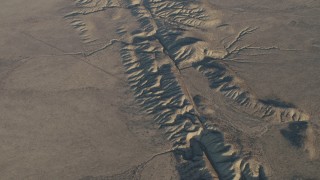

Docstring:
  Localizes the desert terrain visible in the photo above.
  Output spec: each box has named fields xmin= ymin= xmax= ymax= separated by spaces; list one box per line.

xmin=0 ymin=0 xmax=319 ymax=179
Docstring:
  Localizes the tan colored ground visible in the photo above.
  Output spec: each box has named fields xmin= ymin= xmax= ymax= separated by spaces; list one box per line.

xmin=0 ymin=0 xmax=319 ymax=179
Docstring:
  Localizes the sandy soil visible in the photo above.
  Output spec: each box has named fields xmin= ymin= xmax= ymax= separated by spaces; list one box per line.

xmin=0 ymin=0 xmax=319 ymax=179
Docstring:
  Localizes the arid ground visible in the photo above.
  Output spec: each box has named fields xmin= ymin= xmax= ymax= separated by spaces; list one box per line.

xmin=1 ymin=0 xmax=319 ymax=179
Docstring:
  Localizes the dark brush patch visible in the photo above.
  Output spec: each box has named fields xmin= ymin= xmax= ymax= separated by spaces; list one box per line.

xmin=280 ymin=121 xmax=308 ymax=148
xmin=259 ymin=98 xmax=296 ymax=108
xmin=175 ymin=157 xmax=212 ymax=180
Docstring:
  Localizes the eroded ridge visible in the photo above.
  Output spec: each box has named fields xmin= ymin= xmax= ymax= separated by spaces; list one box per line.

xmin=135 ymin=0 xmax=310 ymax=124
xmin=64 ymin=0 xmax=126 ymax=44
xmin=127 ymin=0 xmax=309 ymax=124
xmin=66 ymin=0 xmax=311 ymax=179
xmin=66 ymin=0 xmax=125 ymax=16
xmin=193 ymin=58 xmax=310 ymax=123
xmin=143 ymin=0 xmax=209 ymax=29
xmin=116 ymin=0 xmax=267 ymax=179
xmin=126 ymin=0 xmax=310 ymax=124
xmin=120 ymin=31 xmax=266 ymax=179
